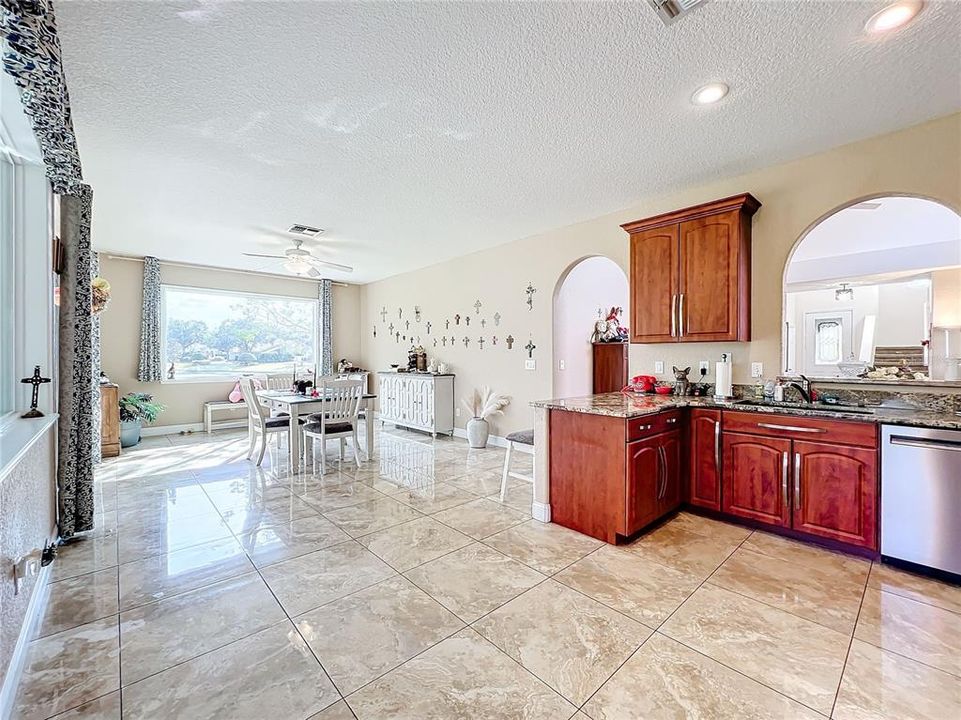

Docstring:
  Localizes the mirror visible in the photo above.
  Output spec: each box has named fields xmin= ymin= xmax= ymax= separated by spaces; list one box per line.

xmin=783 ymin=196 xmax=961 ymax=383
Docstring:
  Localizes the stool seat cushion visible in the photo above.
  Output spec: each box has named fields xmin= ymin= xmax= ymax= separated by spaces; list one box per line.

xmin=506 ymin=429 xmax=535 ymax=446
xmin=304 ymin=421 xmax=353 ymax=435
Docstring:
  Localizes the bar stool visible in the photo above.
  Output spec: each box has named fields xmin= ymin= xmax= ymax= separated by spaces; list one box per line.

xmin=500 ymin=429 xmax=534 ymax=501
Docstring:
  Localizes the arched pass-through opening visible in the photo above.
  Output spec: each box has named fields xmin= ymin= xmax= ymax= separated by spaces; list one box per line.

xmin=552 ymin=256 xmax=629 ymax=398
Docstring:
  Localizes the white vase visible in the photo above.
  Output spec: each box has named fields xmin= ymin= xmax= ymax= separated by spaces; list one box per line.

xmin=466 ymin=417 xmax=490 ymax=448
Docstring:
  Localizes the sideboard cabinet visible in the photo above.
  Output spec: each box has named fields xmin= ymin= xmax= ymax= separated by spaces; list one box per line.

xmin=377 ymin=372 xmax=455 ymax=437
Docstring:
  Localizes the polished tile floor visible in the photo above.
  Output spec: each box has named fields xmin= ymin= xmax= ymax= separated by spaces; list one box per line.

xmin=14 ymin=425 xmax=961 ymax=719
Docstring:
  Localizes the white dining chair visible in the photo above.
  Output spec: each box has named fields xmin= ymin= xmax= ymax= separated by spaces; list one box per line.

xmin=240 ymin=377 xmax=303 ymax=466
xmin=302 ymin=378 xmax=365 ymax=474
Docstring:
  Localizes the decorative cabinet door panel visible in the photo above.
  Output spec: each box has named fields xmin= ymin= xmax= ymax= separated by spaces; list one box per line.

xmin=689 ymin=409 xmax=721 ymax=510
xmin=792 ymin=441 xmax=878 ymax=550
xmin=678 ymin=211 xmax=741 ymax=342
xmin=629 ymin=226 xmax=679 ymax=343
xmin=658 ymin=430 xmax=682 ymax=514
xmin=626 ymin=436 xmax=661 ymax=535
xmin=722 ymin=432 xmax=791 ymax=528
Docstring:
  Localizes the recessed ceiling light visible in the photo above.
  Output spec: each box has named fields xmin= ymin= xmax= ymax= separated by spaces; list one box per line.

xmin=691 ymin=82 xmax=729 ymax=106
xmin=865 ymin=1 xmax=923 ymax=34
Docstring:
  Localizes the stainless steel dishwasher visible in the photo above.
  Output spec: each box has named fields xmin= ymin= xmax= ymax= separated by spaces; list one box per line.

xmin=881 ymin=425 xmax=961 ymax=577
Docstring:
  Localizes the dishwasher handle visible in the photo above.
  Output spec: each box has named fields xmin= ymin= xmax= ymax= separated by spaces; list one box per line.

xmin=889 ymin=436 xmax=961 ymax=453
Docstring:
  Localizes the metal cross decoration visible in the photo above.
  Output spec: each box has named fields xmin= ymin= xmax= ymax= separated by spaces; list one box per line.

xmin=373 ymin=325 xmax=377 ymax=338
xmin=506 ymin=334 xmax=514 ymax=349
xmin=525 ymin=283 xmax=536 ymax=310
xmin=395 ymin=332 xmax=400 ymax=343
xmin=474 ymin=300 xmax=482 ymax=315
xmin=402 ymin=334 xmax=407 ymax=341
xmin=525 ymin=339 xmax=536 ymax=358
xmin=494 ymin=312 xmax=501 ymax=326
xmin=426 ymin=322 xmax=432 ymax=334
xmin=463 ymin=337 xmax=470 ymax=348
xmin=597 ymin=307 xmax=605 ymax=319
xmin=433 ymin=338 xmax=437 ymax=347
xmin=493 ymin=336 xmax=498 ymax=346
xmin=478 ymin=337 xmax=485 ymax=350
xmin=398 ymin=308 xmax=403 ymax=319
xmin=480 ymin=318 xmax=486 ymax=328
xmin=415 ymin=306 xmax=422 ymax=322
xmin=380 ymin=307 xmax=388 ymax=322
xmin=445 ymin=319 xmax=450 ymax=330
xmin=454 ymin=314 xmax=461 ymax=325
xmin=442 ymin=336 xmax=448 ymax=346
xmin=465 ymin=316 xmax=471 ymax=327
xmin=388 ymin=323 xmax=394 ymax=335
xmin=20 ymin=365 xmax=51 ymax=418
xmin=405 ymin=320 xmax=410 ymax=331
xmin=450 ymin=336 xmax=455 ymax=345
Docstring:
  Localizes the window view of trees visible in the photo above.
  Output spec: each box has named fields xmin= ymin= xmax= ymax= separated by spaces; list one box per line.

xmin=162 ymin=287 xmax=317 ymax=380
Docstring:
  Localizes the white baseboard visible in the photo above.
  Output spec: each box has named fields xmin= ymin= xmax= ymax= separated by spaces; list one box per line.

xmin=0 ymin=560 xmax=52 ymax=718
xmin=141 ymin=422 xmax=205 ymax=437
xmin=531 ymin=501 xmax=551 ymax=523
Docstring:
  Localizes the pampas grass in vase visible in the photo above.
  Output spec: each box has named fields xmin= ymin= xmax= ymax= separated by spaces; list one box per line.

xmin=462 ymin=386 xmax=510 ymax=448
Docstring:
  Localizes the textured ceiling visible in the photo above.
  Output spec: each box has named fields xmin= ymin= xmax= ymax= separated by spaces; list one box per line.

xmin=56 ymin=1 xmax=961 ymax=283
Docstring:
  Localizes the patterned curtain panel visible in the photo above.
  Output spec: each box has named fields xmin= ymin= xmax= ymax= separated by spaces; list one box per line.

xmin=137 ymin=256 xmax=162 ymax=382
xmin=57 ymin=187 xmax=95 ymax=536
xmin=320 ymin=279 xmax=333 ymax=376
xmin=90 ymin=252 xmax=101 ymax=465
xmin=1 ymin=1 xmax=83 ymax=195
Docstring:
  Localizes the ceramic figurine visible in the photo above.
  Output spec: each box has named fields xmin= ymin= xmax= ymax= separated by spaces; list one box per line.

xmin=673 ymin=366 xmax=692 ymax=396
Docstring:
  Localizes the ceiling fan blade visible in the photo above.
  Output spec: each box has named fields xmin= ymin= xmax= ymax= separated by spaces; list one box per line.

xmin=242 ymin=253 xmax=286 ymax=259
xmin=305 ymin=256 xmax=353 ymax=273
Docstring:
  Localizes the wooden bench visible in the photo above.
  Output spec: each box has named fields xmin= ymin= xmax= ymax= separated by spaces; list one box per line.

xmin=204 ymin=400 xmax=248 ymax=433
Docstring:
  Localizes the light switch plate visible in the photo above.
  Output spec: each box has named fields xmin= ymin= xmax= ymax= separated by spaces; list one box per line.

xmin=558 ymin=359 xmax=566 ymax=370
xmin=654 ymin=361 xmax=665 ymax=374
xmin=751 ymin=362 xmax=763 ymax=378
xmin=525 ymin=359 xmax=536 ymax=371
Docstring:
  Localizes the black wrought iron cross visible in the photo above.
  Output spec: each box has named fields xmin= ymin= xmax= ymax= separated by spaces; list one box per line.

xmin=20 ymin=365 xmax=51 ymax=418
xmin=478 ymin=337 xmax=485 ymax=350
xmin=525 ymin=339 xmax=536 ymax=358
xmin=474 ymin=300 xmax=482 ymax=314
xmin=380 ymin=307 xmax=388 ymax=322
xmin=525 ymin=283 xmax=536 ymax=310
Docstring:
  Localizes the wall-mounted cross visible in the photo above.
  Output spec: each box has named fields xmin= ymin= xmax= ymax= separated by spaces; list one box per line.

xmin=433 ymin=338 xmax=437 ymax=347
xmin=597 ymin=307 xmax=605 ymax=319
xmin=465 ymin=316 xmax=471 ymax=327
xmin=506 ymin=334 xmax=514 ymax=349
xmin=373 ymin=325 xmax=377 ymax=338
xmin=494 ymin=312 xmax=501 ymax=326
xmin=398 ymin=307 xmax=403 ymax=319
xmin=463 ymin=337 xmax=470 ymax=348
xmin=445 ymin=319 xmax=450 ymax=330
xmin=480 ymin=318 xmax=486 ymax=328
xmin=20 ymin=365 xmax=50 ymax=418
xmin=442 ymin=336 xmax=448 ymax=346
xmin=525 ymin=283 xmax=536 ymax=310
xmin=389 ymin=323 xmax=394 ymax=334
xmin=450 ymin=336 xmax=456 ymax=345
xmin=474 ymin=300 xmax=482 ymax=314
xmin=426 ymin=322 xmax=432 ymax=334
xmin=395 ymin=332 xmax=400 ymax=343
xmin=525 ymin=339 xmax=536 ymax=358
xmin=454 ymin=314 xmax=461 ymax=325
xmin=478 ymin=337 xmax=485 ymax=350
xmin=380 ymin=307 xmax=388 ymax=322
xmin=415 ymin=306 xmax=422 ymax=322
xmin=405 ymin=320 xmax=410 ymax=330
xmin=492 ymin=336 xmax=498 ymax=345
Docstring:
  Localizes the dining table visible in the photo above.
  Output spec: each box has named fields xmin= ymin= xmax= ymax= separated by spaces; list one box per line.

xmin=257 ymin=390 xmax=377 ymax=472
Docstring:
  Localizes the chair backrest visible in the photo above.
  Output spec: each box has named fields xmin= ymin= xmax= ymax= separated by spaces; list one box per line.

xmin=265 ymin=373 xmax=293 ymax=390
xmin=320 ymin=378 xmax=364 ymax=424
xmin=239 ymin=377 xmax=269 ymax=425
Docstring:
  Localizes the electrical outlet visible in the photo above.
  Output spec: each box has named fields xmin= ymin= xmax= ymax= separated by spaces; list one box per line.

xmin=699 ymin=360 xmax=710 ymax=373
xmin=654 ymin=361 xmax=665 ymax=374
xmin=558 ymin=359 xmax=566 ymax=371
xmin=751 ymin=362 xmax=764 ymax=378
xmin=525 ymin=359 xmax=536 ymax=371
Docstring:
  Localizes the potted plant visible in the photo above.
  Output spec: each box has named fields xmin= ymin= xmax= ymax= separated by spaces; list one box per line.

xmin=461 ymin=386 xmax=510 ymax=448
xmin=118 ymin=392 xmax=165 ymax=448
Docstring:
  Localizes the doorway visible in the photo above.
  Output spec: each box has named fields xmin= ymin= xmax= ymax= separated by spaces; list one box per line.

xmin=552 ymin=256 xmax=629 ymax=398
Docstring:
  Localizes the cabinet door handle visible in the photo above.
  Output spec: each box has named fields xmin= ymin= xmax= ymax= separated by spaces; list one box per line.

xmin=794 ymin=453 xmax=801 ymax=511
xmin=781 ymin=451 xmax=789 ymax=503
xmin=666 ymin=417 xmax=677 ymax=424
xmin=658 ymin=446 xmax=667 ymax=499
xmin=670 ymin=294 xmax=677 ymax=337
xmin=678 ymin=293 xmax=685 ymax=337
xmin=757 ymin=422 xmax=827 ymax=434
xmin=714 ymin=420 xmax=721 ymax=472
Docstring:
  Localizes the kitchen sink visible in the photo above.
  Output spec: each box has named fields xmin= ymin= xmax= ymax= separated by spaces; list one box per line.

xmin=731 ymin=399 xmax=876 ymax=415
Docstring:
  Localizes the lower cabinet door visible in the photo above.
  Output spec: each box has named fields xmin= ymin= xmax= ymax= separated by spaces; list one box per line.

xmin=792 ymin=441 xmax=878 ymax=550
xmin=722 ymin=432 xmax=792 ymax=527
xmin=689 ymin=409 xmax=722 ymax=510
xmin=659 ymin=430 xmax=682 ymax=514
xmin=626 ymin=436 xmax=661 ymax=535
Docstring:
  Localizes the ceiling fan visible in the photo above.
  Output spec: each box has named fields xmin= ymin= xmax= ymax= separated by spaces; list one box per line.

xmin=243 ymin=236 xmax=353 ymax=276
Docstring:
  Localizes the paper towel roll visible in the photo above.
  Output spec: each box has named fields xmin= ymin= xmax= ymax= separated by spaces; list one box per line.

xmin=714 ymin=362 xmax=733 ymax=399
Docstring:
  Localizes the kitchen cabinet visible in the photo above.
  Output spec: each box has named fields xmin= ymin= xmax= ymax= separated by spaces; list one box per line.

xmin=792 ymin=441 xmax=878 ymax=549
xmin=722 ymin=432 xmax=792 ymax=527
xmin=592 ymin=342 xmax=629 ymax=394
xmin=721 ymin=411 xmax=879 ymax=550
xmin=658 ymin=429 xmax=682 ymax=513
xmin=622 ymin=194 xmax=760 ymax=344
xmin=689 ymin=409 xmax=721 ymax=510
xmin=626 ymin=435 xmax=662 ymax=534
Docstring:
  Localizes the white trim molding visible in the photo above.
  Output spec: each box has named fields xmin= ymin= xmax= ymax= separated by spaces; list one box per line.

xmin=0 ymin=561 xmax=51 ymax=718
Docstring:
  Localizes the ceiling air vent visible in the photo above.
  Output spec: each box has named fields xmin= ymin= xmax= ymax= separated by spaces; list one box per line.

xmin=648 ymin=0 xmax=708 ymax=25
xmin=287 ymin=224 xmax=324 ymax=237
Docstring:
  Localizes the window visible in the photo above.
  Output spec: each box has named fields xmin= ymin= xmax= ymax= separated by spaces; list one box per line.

xmin=814 ymin=318 xmax=842 ymax=365
xmin=161 ymin=285 xmax=318 ymax=382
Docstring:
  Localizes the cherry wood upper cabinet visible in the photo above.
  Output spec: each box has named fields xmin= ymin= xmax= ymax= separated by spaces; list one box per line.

xmin=792 ymin=440 xmax=878 ymax=550
xmin=623 ymin=194 xmax=760 ymax=344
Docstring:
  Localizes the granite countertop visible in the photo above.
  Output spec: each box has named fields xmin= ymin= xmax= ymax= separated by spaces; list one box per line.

xmin=531 ymin=392 xmax=961 ymax=431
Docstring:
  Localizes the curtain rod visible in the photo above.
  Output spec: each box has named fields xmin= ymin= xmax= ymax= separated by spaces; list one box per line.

xmin=101 ymin=253 xmax=350 ymax=287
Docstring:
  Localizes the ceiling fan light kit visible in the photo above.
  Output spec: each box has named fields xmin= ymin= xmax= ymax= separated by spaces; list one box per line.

xmin=242 ymin=236 xmax=354 ymax=276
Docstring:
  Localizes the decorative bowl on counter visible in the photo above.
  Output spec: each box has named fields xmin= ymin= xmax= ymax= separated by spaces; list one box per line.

xmin=655 ymin=385 xmax=673 ymax=395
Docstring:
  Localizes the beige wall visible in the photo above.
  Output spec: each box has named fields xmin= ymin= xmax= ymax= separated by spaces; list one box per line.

xmin=359 ymin=114 xmax=961 ymax=436
xmin=98 ymin=256 xmax=362 ymax=428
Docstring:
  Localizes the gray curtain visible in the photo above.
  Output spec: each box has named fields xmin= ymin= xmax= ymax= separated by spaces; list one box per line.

xmin=320 ymin=279 xmax=333 ymax=376
xmin=137 ymin=256 xmax=162 ymax=382
xmin=57 ymin=186 xmax=95 ymax=536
